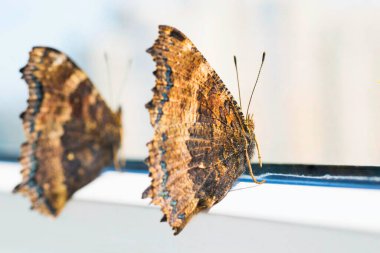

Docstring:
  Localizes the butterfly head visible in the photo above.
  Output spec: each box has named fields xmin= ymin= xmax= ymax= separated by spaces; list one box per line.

xmin=116 ymin=106 xmax=122 ymax=126
xmin=245 ymin=113 xmax=257 ymax=161
xmin=114 ymin=106 xmax=123 ymax=144
xmin=109 ymin=107 xmax=123 ymax=170
xmin=245 ymin=113 xmax=255 ymax=134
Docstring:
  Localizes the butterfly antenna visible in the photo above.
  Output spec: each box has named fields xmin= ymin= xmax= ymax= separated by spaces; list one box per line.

xmin=233 ymin=56 xmax=242 ymax=109
xmin=116 ymin=59 xmax=133 ymax=107
xmin=246 ymin=52 xmax=266 ymax=117
xmin=104 ymin=52 xmax=114 ymax=109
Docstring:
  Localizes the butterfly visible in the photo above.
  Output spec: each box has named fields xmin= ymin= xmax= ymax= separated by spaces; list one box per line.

xmin=14 ymin=47 xmax=122 ymax=216
xmin=143 ymin=25 xmax=264 ymax=234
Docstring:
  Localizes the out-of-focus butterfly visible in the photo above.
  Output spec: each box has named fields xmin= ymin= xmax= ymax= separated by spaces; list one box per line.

xmin=14 ymin=47 xmax=122 ymax=216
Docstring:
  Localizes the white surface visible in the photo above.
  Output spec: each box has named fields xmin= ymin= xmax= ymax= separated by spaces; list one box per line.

xmin=1 ymin=161 xmax=380 ymax=252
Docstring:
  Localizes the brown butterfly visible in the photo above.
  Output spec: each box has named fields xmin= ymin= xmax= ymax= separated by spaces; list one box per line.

xmin=143 ymin=25 xmax=264 ymax=234
xmin=14 ymin=47 xmax=122 ymax=216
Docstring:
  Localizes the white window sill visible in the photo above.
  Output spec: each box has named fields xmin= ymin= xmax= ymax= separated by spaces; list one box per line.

xmin=1 ymin=161 xmax=379 ymax=252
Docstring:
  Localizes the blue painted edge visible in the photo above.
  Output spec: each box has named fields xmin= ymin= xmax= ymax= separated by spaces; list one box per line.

xmin=2 ymin=155 xmax=379 ymax=190
xmin=101 ymin=160 xmax=380 ymax=190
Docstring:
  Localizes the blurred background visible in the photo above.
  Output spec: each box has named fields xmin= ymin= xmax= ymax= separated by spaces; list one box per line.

xmin=0 ymin=0 xmax=379 ymax=166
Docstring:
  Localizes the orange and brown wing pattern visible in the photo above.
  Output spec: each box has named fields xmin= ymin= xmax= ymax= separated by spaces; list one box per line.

xmin=15 ymin=47 xmax=122 ymax=216
xmin=144 ymin=25 xmax=256 ymax=234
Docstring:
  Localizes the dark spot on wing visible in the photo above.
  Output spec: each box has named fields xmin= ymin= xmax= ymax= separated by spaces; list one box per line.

xmin=170 ymin=30 xmax=185 ymax=42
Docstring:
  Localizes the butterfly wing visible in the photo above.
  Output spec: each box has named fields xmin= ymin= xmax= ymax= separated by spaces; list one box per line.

xmin=14 ymin=47 xmax=122 ymax=216
xmin=144 ymin=26 xmax=255 ymax=234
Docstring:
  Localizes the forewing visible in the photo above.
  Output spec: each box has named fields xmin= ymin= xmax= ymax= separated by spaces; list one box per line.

xmin=15 ymin=47 xmax=121 ymax=216
xmin=144 ymin=26 xmax=253 ymax=234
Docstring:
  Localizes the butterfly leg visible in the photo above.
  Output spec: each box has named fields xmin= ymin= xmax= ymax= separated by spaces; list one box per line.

xmin=113 ymin=146 xmax=121 ymax=171
xmin=245 ymin=150 xmax=265 ymax=184
xmin=254 ymin=134 xmax=263 ymax=168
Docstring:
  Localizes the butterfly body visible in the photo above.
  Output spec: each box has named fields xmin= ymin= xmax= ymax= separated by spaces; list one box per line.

xmin=15 ymin=47 xmax=122 ymax=216
xmin=144 ymin=26 xmax=257 ymax=234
